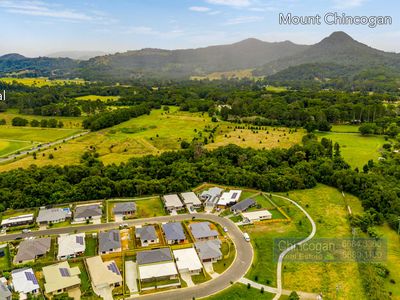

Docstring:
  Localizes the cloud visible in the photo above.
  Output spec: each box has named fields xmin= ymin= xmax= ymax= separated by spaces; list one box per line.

xmin=0 ymin=0 xmax=111 ymax=22
xmin=332 ymin=0 xmax=366 ymax=8
xmin=224 ymin=15 xmax=263 ymax=25
xmin=205 ymin=0 xmax=252 ymax=8
xmin=125 ymin=26 xmax=185 ymax=39
xmin=189 ymin=6 xmax=211 ymax=12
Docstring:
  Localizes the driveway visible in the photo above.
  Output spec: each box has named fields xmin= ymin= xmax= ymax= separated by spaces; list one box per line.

xmin=68 ymin=287 xmax=81 ymax=300
xmin=203 ymin=262 xmax=219 ymax=279
xmin=180 ymin=272 xmax=195 ymax=287
xmin=125 ymin=261 xmax=138 ymax=294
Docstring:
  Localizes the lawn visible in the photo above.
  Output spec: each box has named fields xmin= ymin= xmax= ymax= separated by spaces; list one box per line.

xmin=0 ymin=126 xmax=82 ymax=143
xmin=265 ymin=85 xmax=287 ymax=93
xmin=84 ymin=234 xmax=97 ymax=256
xmin=205 ymin=283 xmax=275 ymax=300
xmin=330 ymin=124 xmax=360 ymax=133
xmin=0 ymin=77 xmax=85 ymax=87
xmin=0 ymin=244 xmax=11 ymax=271
xmin=192 ymin=270 xmax=212 ymax=284
xmin=76 ymin=95 xmax=120 ymax=102
xmin=316 ymin=130 xmax=386 ymax=168
xmin=213 ymin=240 xmax=235 ymax=274
xmin=135 ymin=197 xmax=166 ymax=218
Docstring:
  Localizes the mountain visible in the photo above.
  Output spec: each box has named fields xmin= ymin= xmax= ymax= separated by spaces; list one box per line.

xmin=77 ymin=38 xmax=309 ymax=79
xmin=255 ymin=31 xmax=400 ymax=77
xmin=47 ymin=51 xmax=108 ymax=60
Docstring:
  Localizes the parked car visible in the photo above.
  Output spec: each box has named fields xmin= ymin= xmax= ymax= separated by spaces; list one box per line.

xmin=22 ymin=229 xmax=31 ymax=234
xmin=243 ymin=232 xmax=250 ymax=242
xmin=223 ymin=227 xmax=228 ymax=232
xmin=119 ymin=223 xmax=129 ymax=228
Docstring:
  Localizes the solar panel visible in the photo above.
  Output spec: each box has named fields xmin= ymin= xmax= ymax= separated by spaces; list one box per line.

xmin=113 ymin=232 xmax=119 ymax=241
xmin=25 ymin=272 xmax=38 ymax=285
xmin=76 ymin=236 xmax=84 ymax=245
xmin=231 ymin=192 xmax=238 ymax=199
xmin=107 ymin=262 xmax=120 ymax=275
xmin=59 ymin=268 xmax=70 ymax=277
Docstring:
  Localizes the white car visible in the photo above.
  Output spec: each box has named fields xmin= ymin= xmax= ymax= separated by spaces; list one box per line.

xmin=223 ymin=227 xmax=228 ymax=232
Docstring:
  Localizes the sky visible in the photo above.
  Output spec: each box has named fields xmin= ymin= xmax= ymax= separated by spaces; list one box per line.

xmin=1 ymin=0 xmax=400 ymax=57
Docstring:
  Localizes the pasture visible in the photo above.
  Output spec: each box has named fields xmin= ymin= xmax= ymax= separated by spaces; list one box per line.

xmin=205 ymin=283 xmax=275 ymax=300
xmin=0 ymin=77 xmax=85 ymax=87
xmin=75 ymin=95 xmax=120 ymax=102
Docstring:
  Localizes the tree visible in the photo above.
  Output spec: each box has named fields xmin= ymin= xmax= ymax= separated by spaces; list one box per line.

xmin=11 ymin=117 xmax=29 ymax=126
xmin=30 ymin=119 xmax=40 ymax=127
xmin=288 ymin=291 xmax=300 ymax=300
xmin=359 ymin=123 xmax=377 ymax=135
xmin=180 ymin=141 xmax=190 ymax=149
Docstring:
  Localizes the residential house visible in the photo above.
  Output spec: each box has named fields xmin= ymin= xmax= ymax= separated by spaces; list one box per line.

xmin=113 ymin=202 xmax=136 ymax=217
xmin=241 ymin=210 xmax=272 ymax=223
xmin=73 ymin=204 xmax=102 ymax=223
xmin=36 ymin=208 xmax=71 ymax=225
xmin=86 ymin=256 xmax=122 ymax=292
xmin=57 ymin=233 xmax=86 ymax=260
xmin=1 ymin=214 xmax=34 ymax=228
xmin=162 ymin=194 xmax=184 ymax=213
xmin=99 ymin=230 xmax=121 ymax=254
xmin=135 ymin=225 xmax=159 ymax=247
xmin=180 ymin=192 xmax=202 ymax=210
xmin=173 ymin=247 xmax=202 ymax=274
xmin=11 ymin=268 xmax=40 ymax=295
xmin=0 ymin=281 xmax=11 ymax=300
xmin=189 ymin=222 xmax=218 ymax=241
xmin=194 ymin=240 xmax=222 ymax=262
xmin=137 ymin=248 xmax=178 ymax=284
xmin=217 ymin=190 xmax=242 ymax=207
xmin=162 ymin=222 xmax=186 ymax=245
xmin=230 ymin=198 xmax=256 ymax=214
xmin=14 ymin=238 xmax=51 ymax=264
xmin=200 ymin=187 xmax=224 ymax=208
xmin=43 ymin=261 xmax=81 ymax=295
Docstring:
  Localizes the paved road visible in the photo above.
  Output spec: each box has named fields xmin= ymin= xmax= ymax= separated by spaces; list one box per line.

xmin=0 ymin=131 xmax=89 ymax=163
xmin=271 ymin=194 xmax=317 ymax=300
xmin=0 ymin=213 xmax=253 ymax=300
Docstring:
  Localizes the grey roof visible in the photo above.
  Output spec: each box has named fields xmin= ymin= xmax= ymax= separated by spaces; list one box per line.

xmin=194 ymin=240 xmax=222 ymax=261
xmin=136 ymin=248 xmax=172 ymax=265
xmin=14 ymin=238 xmax=51 ymax=262
xmin=230 ymin=198 xmax=256 ymax=212
xmin=189 ymin=222 xmax=219 ymax=240
xmin=99 ymin=230 xmax=121 ymax=253
xmin=74 ymin=204 xmax=102 ymax=219
xmin=136 ymin=225 xmax=157 ymax=241
xmin=0 ymin=281 xmax=11 ymax=300
xmin=162 ymin=222 xmax=185 ymax=241
xmin=200 ymin=187 xmax=223 ymax=199
xmin=113 ymin=202 xmax=136 ymax=214
xmin=37 ymin=208 xmax=70 ymax=223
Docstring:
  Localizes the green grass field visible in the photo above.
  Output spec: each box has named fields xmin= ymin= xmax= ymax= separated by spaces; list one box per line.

xmin=0 ymin=77 xmax=85 ymax=87
xmin=317 ymin=128 xmax=385 ymax=168
xmin=76 ymin=95 xmax=120 ymax=102
xmin=0 ymin=139 xmax=32 ymax=157
xmin=0 ymin=245 xmax=11 ymax=271
xmin=205 ymin=283 xmax=275 ymax=300
xmin=135 ymin=197 xmax=166 ymax=218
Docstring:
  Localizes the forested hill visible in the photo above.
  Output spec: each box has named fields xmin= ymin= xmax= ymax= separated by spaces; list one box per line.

xmin=255 ymin=31 xmax=400 ymax=78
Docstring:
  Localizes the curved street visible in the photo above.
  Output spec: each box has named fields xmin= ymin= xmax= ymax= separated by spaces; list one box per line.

xmin=0 ymin=213 xmax=253 ymax=300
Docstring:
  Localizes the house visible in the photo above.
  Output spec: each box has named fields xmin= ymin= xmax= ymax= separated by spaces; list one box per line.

xmin=86 ymin=256 xmax=122 ymax=292
xmin=230 ymin=198 xmax=256 ymax=214
xmin=241 ymin=210 xmax=272 ymax=223
xmin=1 ymin=214 xmax=34 ymax=228
xmin=162 ymin=222 xmax=186 ymax=244
xmin=189 ymin=222 xmax=218 ymax=241
xmin=14 ymin=238 xmax=51 ymax=264
xmin=36 ymin=208 xmax=71 ymax=225
xmin=137 ymin=248 xmax=178 ymax=283
xmin=113 ymin=202 xmax=136 ymax=217
xmin=162 ymin=194 xmax=184 ymax=212
xmin=99 ymin=230 xmax=121 ymax=254
xmin=73 ymin=204 xmax=102 ymax=223
xmin=43 ymin=261 xmax=81 ymax=295
xmin=11 ymin=268 xmax=40 ymax=295
xmin=135 ymin=225 xmax=159 ymax=247
xmin=180 ymin=192 xmax=202 ymax=209
xmin=200 ymin=187 xmax=224 ymax=207
xmin=217 ymin=190 xmax=242 ymax=207
xmin=194 ymin=240 xmax=222 ymax=262
xmin=57 ymin=233 xmax=86 ymax=260
xmin=0 ymin=281 xmax=11 ymax=300
xmin=173 ymin=247 xmax=203 ymax=274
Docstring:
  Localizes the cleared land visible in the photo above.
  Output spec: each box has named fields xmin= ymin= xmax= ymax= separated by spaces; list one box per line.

xmin=245 ymin=185 xmax=367 ymax=299
xmin=190 ymin=69 xmax=261 ymax=80
xmin=0 ymin=77 xmax=85 ymax=87
xmin=317 ymin=125 xmax=386 ymax=168
xmin=205 ymin=283 xmax=275 ymax=300
xmin=76 ymin=95 xmax=120 ymax=102
xmin=0 ymin=107 xmax=303 ymax=171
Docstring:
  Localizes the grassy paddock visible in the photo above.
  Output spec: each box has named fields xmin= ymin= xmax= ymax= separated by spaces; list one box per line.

xmin=0 ymin=77 xmax=85 ymax=87
xmin=205 ymin=283 xmax=275 ymax=300
xmin=75 ymin=95 xmax=120 ymax=102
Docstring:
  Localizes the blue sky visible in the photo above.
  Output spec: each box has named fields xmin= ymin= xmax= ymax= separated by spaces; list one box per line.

xmin=1 ymin=0 xmax=399 ymax=56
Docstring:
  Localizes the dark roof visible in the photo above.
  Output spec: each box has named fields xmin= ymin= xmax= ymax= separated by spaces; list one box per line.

xmin=74 ymin=204 xmax=102 ymax=219
xmin=113 ymin=202 xmax=136 ymax=214
xmin=230 ymin=198 xmax=256 ymax=212
xmin=194 ymin=240 xmax=222 ymax=260
xmin=136 ymin=248 xmax=172 ymax=265
xmin=0 ymin=281 xmax=11 ymax=299
xmin=99 ymin=230 xmax=121 ymax=252
xmin=190 ymin=222 xmax=218 ymax=240
xmin=162 ymin=222 xmax=185 ymax=241
xmin=136 ymin=225 xmax=157 ymax=241
xmin=14 ymin=238 xmax=51 ymax=262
